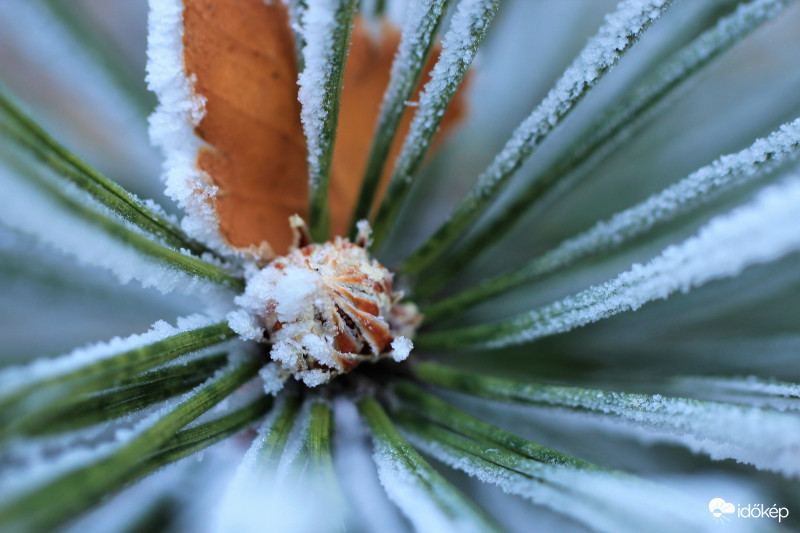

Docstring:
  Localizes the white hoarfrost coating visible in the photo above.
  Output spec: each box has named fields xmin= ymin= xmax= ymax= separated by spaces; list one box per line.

xmin=498 ymin=117 xmax=800 ymax=288
xmin=230 ymin=225 xmax=420 ymax=389
xmin=146 ymin=0 xmax=229 ymax=254
xmin=390 ymin=337 xmax=413 ymax=362
xmin=297 ymin=0 xmax=339 ymax=181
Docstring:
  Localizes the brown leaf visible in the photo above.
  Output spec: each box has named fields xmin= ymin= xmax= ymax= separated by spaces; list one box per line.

xmin=182 ymin=0 xmax=468 ymax=256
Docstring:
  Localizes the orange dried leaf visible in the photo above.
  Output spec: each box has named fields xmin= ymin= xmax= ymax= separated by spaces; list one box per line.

xmin=182 ymin=0 xmax=469 ymax=255
xmin=183 ymin=0 xmax=306 ymax=257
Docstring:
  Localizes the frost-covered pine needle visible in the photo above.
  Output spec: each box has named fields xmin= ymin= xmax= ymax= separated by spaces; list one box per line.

xmin=402 ymin=0 xmax=674 ymax=273
xmin=298 ymin=0 xmax=358 ymax=241
xmin=423 ymin=117 xmax=800 ymax=320
xmin=414 ymin=363 xmax=800 ymax=477
xmin=413 ymin=0 xmax=794 ymax=289
xmin=0 ymin=356 xmax=263 ymax=532
xmin=419 ymin=171 xmax=800 ymax=349
xmin=0 ymin=88 xmax=215 ymax=259
xmin=370 ymin=0 xmax=501 ymax=249
xmin=358 ymin=397 xmax=503 ymax=533
xmin=625 ymin=375 xmax=800 ymax=412
xmin=0 ymin=155 xmax=240 ymax=293
xmin=0 ymin=314 xmax=229 ymax=403
xmin=394 ymin=384 xmax=709 ymax=532
xmin=332 ymin=399 xmax=409 ymax=532
xmin=349 ymin=0 xmax=452 ymax=233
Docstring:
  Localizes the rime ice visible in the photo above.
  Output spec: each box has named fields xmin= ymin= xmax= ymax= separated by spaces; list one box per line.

xmin=232 ymin=220 xmax=420 ymax=388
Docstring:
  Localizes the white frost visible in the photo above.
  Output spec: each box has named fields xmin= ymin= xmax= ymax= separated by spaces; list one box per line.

xmin=462 ymin=378 xmax=800 ymax=478
xmin=391 ymin=337 xmax=413 ymax=362
xmin=225 ymin=308 xmax=264 ymax=342
xmin=403 ymin=429 xmax=719 ymax=533
xmin=332 ymin=400 xmax=409 ymax=532
xmin=146 ymin=0 xmax=229 ymax=254
xmin=392 ymin=0 xmax=499 ymax=186
xmin=214 ymin=397 xmax=343 ymax=533
xmin=297 ymin=0 xmax=340 ymax=184
xmin=0 ymin=340 xmax=247 ymax=504
xmin=259 ymin=364 xmax=288 ymax=396
xmin=528 ymin=117 xmax=800 ymax=280
xmin=373 ymin=0 xmax=449 ymax=156
xmin=370 ymin=437 xmax=490 ymax=533
xmin=661 ymin=375 xmax=800 ymax=412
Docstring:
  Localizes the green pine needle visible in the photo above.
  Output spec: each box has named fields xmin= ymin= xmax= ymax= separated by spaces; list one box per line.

xmin=0 ymin=357 xmax=263 ymax=532
xmin=348 ymin=0 xmax=452 ymax=235
xmin=306 ymin=0 xmax=359 ymax=242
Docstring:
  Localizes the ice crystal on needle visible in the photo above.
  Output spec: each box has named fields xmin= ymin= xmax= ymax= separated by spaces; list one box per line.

xmin=231 ymin=218 xmax=420 ymax=388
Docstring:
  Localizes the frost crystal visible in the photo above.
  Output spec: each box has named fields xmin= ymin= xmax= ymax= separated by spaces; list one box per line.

xmin=297 ymin=0 xmax=339 ymax=178
xmin=390 ymin=337 xmax=413 ymax=362
xmin=146 ymin=0 xmax=228 ymax=254
xmin=232 ymin=221 xmax=420 ymax=387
